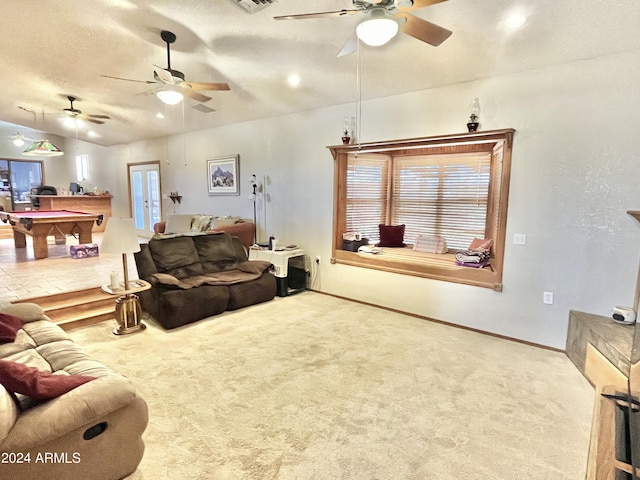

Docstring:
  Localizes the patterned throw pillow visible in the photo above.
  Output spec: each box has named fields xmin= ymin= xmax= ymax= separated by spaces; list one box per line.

xmin=190 ymin=215 xmax=214 ymax=232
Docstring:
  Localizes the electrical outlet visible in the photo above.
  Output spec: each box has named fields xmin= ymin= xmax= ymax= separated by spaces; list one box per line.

xmin=513 ymin=233 xmax=527 ymax=245
xmin=315 ymin=255 xmax=321 ymax=264
xmin=543 ymin=291 xmax=554 ymax=305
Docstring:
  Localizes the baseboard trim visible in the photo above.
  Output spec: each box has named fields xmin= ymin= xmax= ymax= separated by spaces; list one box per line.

xmin=309 ymin=289 xmax=564 ymax=354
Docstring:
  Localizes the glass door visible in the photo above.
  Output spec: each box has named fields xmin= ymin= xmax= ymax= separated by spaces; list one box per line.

xmin=128 ymin=162 xmax=161 ymax=237
xmin=0 ymin=159 xmax=43 ymax=211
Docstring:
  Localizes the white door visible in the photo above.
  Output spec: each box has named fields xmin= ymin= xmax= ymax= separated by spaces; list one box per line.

xmin=129 ymin=162 xmax=161 ymax=237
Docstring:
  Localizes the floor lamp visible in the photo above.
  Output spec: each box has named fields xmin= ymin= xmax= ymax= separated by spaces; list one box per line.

xmin=249 ymin=174 xmax=258 ymax=245
xmin=101 ymin=218 xmax=145 ymax=335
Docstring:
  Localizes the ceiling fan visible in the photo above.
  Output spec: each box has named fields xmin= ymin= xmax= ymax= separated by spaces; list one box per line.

xmin=275 ymin=0 xmax=452 ymax=56
xmin=101 ymin=30 xmax=230 ymax=104
xmin=62 ymin=96 xmax=110 ymax=125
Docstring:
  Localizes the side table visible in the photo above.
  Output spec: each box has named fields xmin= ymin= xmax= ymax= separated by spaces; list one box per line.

xmin=101 ymin=279 xmax=151 ymax=335
xmin=248 ymin=247 xmax=308 ymax=297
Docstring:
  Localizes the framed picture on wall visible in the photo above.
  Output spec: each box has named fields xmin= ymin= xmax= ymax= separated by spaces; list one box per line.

xmin=207 ymin=155 xmax=239 ymax=195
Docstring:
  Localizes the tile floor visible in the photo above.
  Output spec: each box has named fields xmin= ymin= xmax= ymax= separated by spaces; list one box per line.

xmin=0 ymin=227 xmax=145 ymax=305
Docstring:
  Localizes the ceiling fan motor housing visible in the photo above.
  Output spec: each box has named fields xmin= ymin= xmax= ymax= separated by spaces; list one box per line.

xmin=355 ymin=0 xmax=397 ymax=10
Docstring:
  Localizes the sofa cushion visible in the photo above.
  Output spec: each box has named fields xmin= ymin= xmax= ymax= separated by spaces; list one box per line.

xmin=148 ymin=236 xmax=204 ymax=279
xmin=190 ymin=215 xmax=214 ymax=232
xmin=193 ymin=233 xmax=237 ymax=272
xmin=0 ymin=360 xmax=96 ymax=401
xmin=0 ymin=314 xmax=23 ymax=344
xmin=164 ymin=213 xmax=196 ymax=234
xmin=0 ymin=303 xmax=46 ymax=324
xmin=190 ymin=215 xmax=242 ymax=233
xmin=211 ymin=216 xmax=241 ymax=228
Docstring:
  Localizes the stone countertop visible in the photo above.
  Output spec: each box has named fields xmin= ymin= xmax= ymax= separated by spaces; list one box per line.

xmin=566 ymin=310 xmax=635 ymax=378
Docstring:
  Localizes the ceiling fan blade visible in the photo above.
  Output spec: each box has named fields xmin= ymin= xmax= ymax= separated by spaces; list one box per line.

xmin=101 ymin=74 xmax=155 ymax=84
xmin=396 ymin=0 xmax=448 ymax=11
xmin=337 ymin=34 xmax=358 ymax=58
xmin=396 ymin=13 xmax=452 ymax=46
xmin=86 ymin=114 xmax=111 ymax=119
xmin=153 ymin=66 xmax=175 ymax=84
xmin=182 ymin=82 xmax=230 ymax=91
xmin=274 ymin=9 xmax=360 ymax=20
xmin=85 ymin=118 xmax=106 ymax=125
xmin=183 ymin=89 xmax=212 ymax=103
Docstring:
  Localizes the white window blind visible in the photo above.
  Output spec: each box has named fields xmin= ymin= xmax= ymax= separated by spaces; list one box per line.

xmin=391 ymin=153 xmax=491 ymax=249
xmin=346 ymin=154 xmax=390 ymax=242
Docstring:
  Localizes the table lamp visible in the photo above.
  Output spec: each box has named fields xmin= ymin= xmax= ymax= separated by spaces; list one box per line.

xmin=101 ymin=218 xmax=140 ymax=290
xmin=100 ymin=218 xmax=144 ymax=335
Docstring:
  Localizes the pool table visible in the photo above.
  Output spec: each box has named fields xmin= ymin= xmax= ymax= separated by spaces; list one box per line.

xmin=0 ymin=210 xmax=104 ymax=259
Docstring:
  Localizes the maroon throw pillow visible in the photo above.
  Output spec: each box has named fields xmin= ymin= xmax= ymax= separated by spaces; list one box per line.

xmin=378 ymin=224 xmax=406 ymax=247
xmin=0 ymin=360 xmax=96 ymax=400
xmin=0 ymin=314 xmax=23 ymax=344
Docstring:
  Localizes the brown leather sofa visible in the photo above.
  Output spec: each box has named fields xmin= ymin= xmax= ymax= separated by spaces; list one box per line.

xmin=134 ymin=232 xmax=276 ymax=329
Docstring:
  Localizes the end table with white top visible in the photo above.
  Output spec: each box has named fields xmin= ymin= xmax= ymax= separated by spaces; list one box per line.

xmin=101 ymin=279 xmax=151 ymax=335
xmin=248 ymin=247 xmax=308 ymax=297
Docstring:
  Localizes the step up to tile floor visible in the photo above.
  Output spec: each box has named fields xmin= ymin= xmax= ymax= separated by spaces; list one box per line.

xmin=0 ymin=225 xmax=14 ymax=240
xmin=13 ymin=287 xmax=117 ymax=331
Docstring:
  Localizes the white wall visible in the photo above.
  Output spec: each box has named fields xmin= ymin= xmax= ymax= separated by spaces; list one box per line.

xmin=90 ymin=48 xmax=638 ymax=349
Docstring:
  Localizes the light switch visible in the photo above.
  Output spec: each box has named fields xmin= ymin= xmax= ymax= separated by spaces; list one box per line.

xmin=513 ymin=233 xmax=526 ymax=245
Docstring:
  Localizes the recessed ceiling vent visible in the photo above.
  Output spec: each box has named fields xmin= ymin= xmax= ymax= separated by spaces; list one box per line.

xmin=192 ymin=104 xmax=216 ymax=114
xmin=231 ymin=0 xmax=277 ymax=14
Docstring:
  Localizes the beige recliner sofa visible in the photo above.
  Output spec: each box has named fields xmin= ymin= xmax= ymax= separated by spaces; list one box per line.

xmin=0 ymin=303 xmax=148 ymax=480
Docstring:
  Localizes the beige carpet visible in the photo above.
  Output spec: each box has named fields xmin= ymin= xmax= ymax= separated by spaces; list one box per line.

xmin=69 ymin=292 xmax=594 ymax=480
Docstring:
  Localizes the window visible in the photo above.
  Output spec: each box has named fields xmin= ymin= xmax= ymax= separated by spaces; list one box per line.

xmin=346 ymin=154 xmax=390 ymax=243
xmin=76 ymin=154 xmax=89 ymax=181
xmin=329 ymin=129 xmax=515 ymax=291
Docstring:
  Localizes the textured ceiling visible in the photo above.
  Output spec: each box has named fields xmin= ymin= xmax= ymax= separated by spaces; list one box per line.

xmin=0 ymin=0 xmax=638 ymax=146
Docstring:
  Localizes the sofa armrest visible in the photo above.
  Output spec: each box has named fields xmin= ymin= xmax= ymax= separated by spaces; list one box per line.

xmin=0 ymin=303 xmax=46 ymax=324
xmin=154 ymin=221 xmax=167 ymax=234
xmin=211 ymin=221 xmax=255 ymax=250
xmin=0 ymin=374 xmax=139 ymax=451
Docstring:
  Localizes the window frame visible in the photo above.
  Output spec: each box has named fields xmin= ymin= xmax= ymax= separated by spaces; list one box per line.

xmin=76 ymin=154 xmax=89 ymax=182
xmin=328 ymin=129 xmax=515 ymax=291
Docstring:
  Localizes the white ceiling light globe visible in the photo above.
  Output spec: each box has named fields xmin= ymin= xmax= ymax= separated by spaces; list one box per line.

xmin=356 ymin=17 xmax=399 ymax=46
xmin=156 ymin=90 xmax=184 ymax=105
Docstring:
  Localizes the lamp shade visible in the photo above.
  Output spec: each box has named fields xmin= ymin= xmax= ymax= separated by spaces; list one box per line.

xmin=22 ymin=139 xmax=64 ymax=157
xmin=101 ymin=218 xmax=141 ymax=255
xmin=156 ymin=89 xmax=183 ymax=105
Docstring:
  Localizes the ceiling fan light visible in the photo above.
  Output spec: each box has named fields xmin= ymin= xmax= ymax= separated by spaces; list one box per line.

xmin=12 ymin=135 xmax=24 ymax=147
xmin=22 ymin=139 xmax=64 ymax=157
xmin=356 ymin=17 xmax=399 ymax=47
xmin=63 ymin=117 xmax=84 ymax=129
xmin=157 ymin=89 xmax=183 ymax=105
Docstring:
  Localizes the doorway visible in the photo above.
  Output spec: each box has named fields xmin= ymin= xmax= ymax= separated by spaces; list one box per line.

xmin=128 ymin=162 xmax=161 ymax=237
